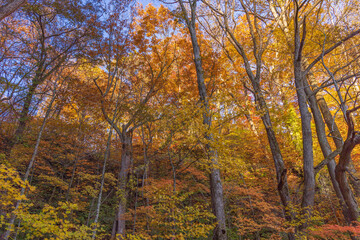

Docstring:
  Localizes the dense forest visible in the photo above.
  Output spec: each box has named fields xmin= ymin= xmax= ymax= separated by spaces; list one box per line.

xmin=0 ymin=0 xmax=360 ymax=239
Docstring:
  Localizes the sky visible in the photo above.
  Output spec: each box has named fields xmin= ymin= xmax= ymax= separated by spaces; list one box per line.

xmin=136 ymin=0 xmax=162 ymax=7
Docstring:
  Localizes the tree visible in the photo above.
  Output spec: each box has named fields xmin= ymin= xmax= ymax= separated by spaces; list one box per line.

xmin=2 ymin=74 xmax=60 ymax=239
xmin=93 ymin=5 xmax=177 ymax=237
xmin=268 ymin=0 xmax=360 ymax=231
xmin=1 ymin=2 xmax=360 ymax=239
xmin=290 ymin=0 xmax=360 ymax=229
xmin=0 ymin=0 xmax=26 ymax=21
xmin=201 ymin=0 xmax=295 ymax=237
xmin=2 ymin=0 xmax=100 ymax=156
xmin=174 ymin=0 xmax=228 ymax=239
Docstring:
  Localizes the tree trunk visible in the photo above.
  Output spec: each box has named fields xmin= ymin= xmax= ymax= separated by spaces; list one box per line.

xmin=293 ymin=11 xmax=315 ymax=228
xmin=247 ymin=81 xmax=294 ymax=240
xmin=304 ymin=80 xmax=348 ymax=219
xmin=315 ymin=91 xmax=360 ymax=197
xmin=335 ymin=108 xmax=360 ymax=224
xmin=188 ymin=15 xmax=227 ymax=240
xmin=2 ymin=88 xmax=56 ymax=240
xmin=92 ymin=128 xmax=113 ymax=239
xmin=177 ymin=1 xmax=227 ymax=239
xmin=294 ymin=65 xmax=315 ymax=228
xmin=9 ymin=79 xmax=39 ymax=152
xmin=0 ymin=0 xmax=26 ymax=21
xmin=215 ymin=7 xmax=295 ymax=237
xmin=335 ymin=139 xmax=359 ymax=223
xmin=111 ymin=130 xmax=132 ymax=239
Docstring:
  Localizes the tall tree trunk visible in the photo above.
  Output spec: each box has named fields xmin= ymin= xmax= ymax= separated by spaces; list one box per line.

xmin=209 ymin=4 xmax=295 ymax=236
xmin=294 ymin=64 xmax=315 ymax=228
xmin=92 ymin=128 xmax=113 ymax=239
xmin=256 ymin=94 xmax=296 ymax=240
xmin=0 ymin=0 xmax=26 ymax=21
xmin=251 ymin=82 xmax=295 ymax=235
xmin=250 ymin=81 xmax=295 ymax=240
xmin=183 ymin=4 xmax=227 ymax=240
xmin=335 ymin=107 xmax=360 ymax=224
xmin=314 ymin=90 xmax=360 ymax=197
xmin=294 ymin=9 xmax=315 ymax=228
xmin=9 ymin=79 xmax=40 ymax=152
xmin=2 ymin=87 xmax=57 ymax=240
xmin=177 ymin=1 xmax=227 ymax=239
xmin=304 ymin=80 xmax=348 ymax=220
xmin=111 ymin=130 xmax=133 ymax=239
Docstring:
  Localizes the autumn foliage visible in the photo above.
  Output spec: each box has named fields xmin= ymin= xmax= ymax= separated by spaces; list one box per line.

xmin=0 ymin=0 xmax=360 ymax=239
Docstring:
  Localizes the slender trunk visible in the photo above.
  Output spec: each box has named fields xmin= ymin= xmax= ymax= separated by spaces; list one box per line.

xmin=294 ymin=11 xmax=315 ymax=228
xmin=2 ymin=89 xmax=56 ymax=240
xmin=335 ymin=139 xmax=359 ymax=223
xmin=304 ymin=80 xmax=348 ymax=220
xmin=111 ymin=130 xmax=132 ymax=239
xmin=294 ymin=63 xmax=315 ymax=227
xmin=190 ymin=17 xmax=227 ymax=240
xmin=315 ymin=90 xmax=360 ymax=197
xmin=9 ymin=79 xmax=39 ymax=152
xmin=335 ymin=108 xmax=360 ymax=224
xmin=92 ymin=128 xmax=113 ymax=239
xmin=252 ymin=82 xmax=295 ymax=240
xmin=86 ymin=196 xmax=96 ymax=226
xmin=219 ymin=6 xmax=294 ymax=236
xmin=177 ymin=1 xmax=227 ymax=238
xmin=0 ymin=0 xmax=26 ymax=21
xmin=65 ymin=121 xmax=84 ymax=201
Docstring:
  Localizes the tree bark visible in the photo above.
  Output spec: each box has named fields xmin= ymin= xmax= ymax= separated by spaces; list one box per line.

xmin=0 ymin=0 xmax=26 ymax=21
xmin=293 ymin=10 xmax=315 ymax=228
xmin=177 ymin=1 xmax=227 ymax=238
xmin=92 ymin=127 xmax=113 ymax=239
xmin=9 ymin=77 xmax=41 ymax=153
xmin=335 ymin=107 xmax=360 ymax=224
xmin=314 ymin=91 xmax=360 ymax=197
xmin=336 ymin=141 xmax=359 ymax=223
xmin=111 ymin=129 xmax=133 ymax=239
xmin=251 ymin=82 xmax=295 ymax=228
xmin=304 ymin=80 xmax=349 ymax=220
